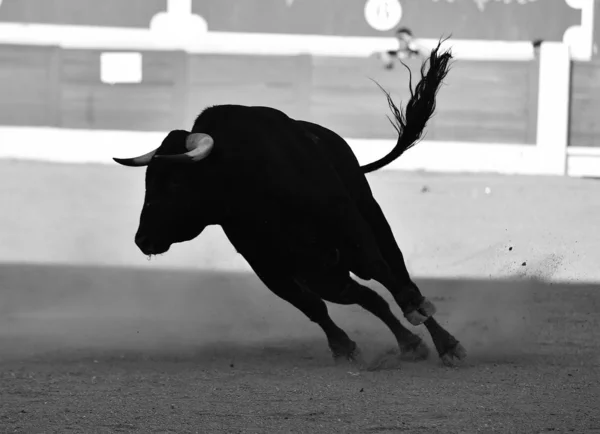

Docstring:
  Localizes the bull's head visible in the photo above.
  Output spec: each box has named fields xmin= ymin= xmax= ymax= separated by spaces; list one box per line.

xmin=113 ymin=130 xmax=215 ymax=256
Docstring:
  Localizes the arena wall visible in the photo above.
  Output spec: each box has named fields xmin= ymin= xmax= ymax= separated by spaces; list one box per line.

xmin=0 ymin=0 xmax=585 ymax=42
xmin=0 ymin=45 xmax=539 ymax=141
xmin=0 ymin=0 xmax=597 ymax=176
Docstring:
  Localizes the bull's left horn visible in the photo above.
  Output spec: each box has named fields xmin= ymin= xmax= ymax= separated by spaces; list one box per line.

xmin=113 ymin=148 xmax=158 ymax=167
xmin=155 ymin=133 xmax=214 ymax=163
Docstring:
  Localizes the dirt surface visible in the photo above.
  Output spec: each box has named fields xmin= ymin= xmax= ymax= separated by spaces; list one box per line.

xmin=1 ymin=160 xmax=600 ymax=433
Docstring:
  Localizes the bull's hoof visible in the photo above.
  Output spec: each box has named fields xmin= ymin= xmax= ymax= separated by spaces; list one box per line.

xmin=404 ymin=309 xmax=428 ymax=326
xmin=400 ymin=339 xmax=430 ymax=361
xmin=440 ymin=342 xmax=467 ymax=367
xmin=418 ymin=298 xmax=437 ymax=317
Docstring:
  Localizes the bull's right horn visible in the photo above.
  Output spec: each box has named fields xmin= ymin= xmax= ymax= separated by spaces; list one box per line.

xmin=113 ymin=148 xmax=158 ymax=167
xmin=154 ymin=133 xmax=214 ymax=163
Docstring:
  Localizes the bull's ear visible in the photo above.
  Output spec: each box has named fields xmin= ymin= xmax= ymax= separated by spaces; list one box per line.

xmin=154 ymin=133 xmax=214 ymax=164
xmin=113 ymin=148 xmax=158 ymax=167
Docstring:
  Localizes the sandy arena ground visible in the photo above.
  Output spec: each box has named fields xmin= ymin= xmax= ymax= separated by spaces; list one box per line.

xmin=1 ymin=159 xmax=599 ymax=433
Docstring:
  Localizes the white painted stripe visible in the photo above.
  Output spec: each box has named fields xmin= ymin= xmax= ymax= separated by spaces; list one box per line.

xmin=0 ymin=23 xmax=535 ymax=60
xmin=0 ymin=127 xmax=164 ymax=165
xmin=0 ymin=126 xmax=561 ymax=176
xmin=567 ymin=146 xmax=600 ymax=156
xmin=535 ymin=42 xmax=571 ymax=176
xmin=0 ymin=258 xmax=596 ymax=285
xmin=567 ymin=154 xmax=600 ymax=177
xmin=4 ymin=126 xmax=591 ymax=177
xmin=347 ymin=138 xmax=551 ymax=175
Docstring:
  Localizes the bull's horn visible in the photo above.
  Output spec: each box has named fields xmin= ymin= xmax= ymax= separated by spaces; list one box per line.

xmin=155 ymin=133 xmax=214 ymax=163
xmin=113 ymin=148 xmax=158 ymax=167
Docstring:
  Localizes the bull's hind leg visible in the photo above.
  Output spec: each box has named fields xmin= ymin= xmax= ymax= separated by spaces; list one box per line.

xmin=251 ymin=268 xmax=362 ymax=365
xmin=357 ymin=199 xmax=436 ymax=324
xmin=368 ymin=260 xmax=431 ymax=326
xmin=368 ymin=261 xmax=466 ymax=365
xmin=356 ymin=198 xmax=466 ymax=364
xmin=423 ymin=317 xmax=467 ymax=366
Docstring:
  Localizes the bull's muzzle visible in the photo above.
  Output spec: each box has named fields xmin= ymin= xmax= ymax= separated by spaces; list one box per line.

xmin=135 ymin=233 xmax=169 ymax=256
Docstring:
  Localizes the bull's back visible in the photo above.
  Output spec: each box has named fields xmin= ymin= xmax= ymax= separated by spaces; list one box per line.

xmin=295 ymin=120 xmax=375 ymax=202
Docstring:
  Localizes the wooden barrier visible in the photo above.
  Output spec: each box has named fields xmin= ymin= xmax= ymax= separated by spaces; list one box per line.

xmin=58 ymin=49 xmax=186 ymax=131
xmin=185 ymin=53 xmax=311 ymax=124
xmin=570 ymin=60 xmax=600 ymax=148
xmin=567 ymin=59 xmax=600 ymax=177
xmin=0 ymin=44 xmax=58 ymax=127
xmin=310 ymin=56 xmax=538 ymax=143
xmin=0 ymin=44 xmax=538 ymax=145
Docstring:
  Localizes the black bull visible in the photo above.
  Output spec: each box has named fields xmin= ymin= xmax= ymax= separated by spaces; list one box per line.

xmin=114 ymin=42 xmax=466 ymax=366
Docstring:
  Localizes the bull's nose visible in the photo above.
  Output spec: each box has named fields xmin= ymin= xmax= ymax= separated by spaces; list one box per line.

xmin=135 ymin=233 xmax=153 ymax=254
xmin=135 ymin=233 xmax=147 ymax=247
xmin=135 ymin=233 xmax=168 ymax=255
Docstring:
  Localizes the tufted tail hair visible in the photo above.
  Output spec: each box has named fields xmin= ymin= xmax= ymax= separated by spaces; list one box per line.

xmin=361 ymin=37 xmax=453 ymax=174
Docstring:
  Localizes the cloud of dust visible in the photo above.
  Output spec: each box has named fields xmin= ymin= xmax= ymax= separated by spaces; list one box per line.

xmin=0 ymin=263 xmax=548 ymax=368
xmin=438 ymin=278 xmax=542 ymax=362
xmin=0 ymin=264 xmax=322 ymax=359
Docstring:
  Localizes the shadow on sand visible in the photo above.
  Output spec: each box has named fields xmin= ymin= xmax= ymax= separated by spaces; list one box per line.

xmin=1 ymin=262 xmax=598 ymax=368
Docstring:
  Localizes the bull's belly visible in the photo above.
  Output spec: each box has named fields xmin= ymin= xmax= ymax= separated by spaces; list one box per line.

xmin=221 ymin=206 xmax=383 ymax=282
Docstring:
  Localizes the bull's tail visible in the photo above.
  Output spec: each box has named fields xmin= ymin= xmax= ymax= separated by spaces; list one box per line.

xmin=361 ymin=39 xmax=453 ymax=174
